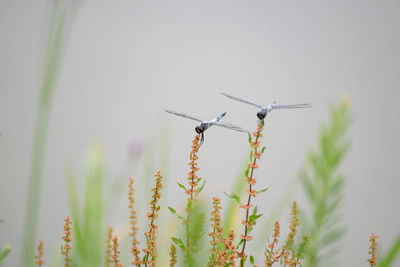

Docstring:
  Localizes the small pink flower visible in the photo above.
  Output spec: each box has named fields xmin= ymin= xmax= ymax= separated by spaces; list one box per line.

xmin=246 ymin=189 xmax=257 ymax=197
xmin=240 ymin=235 xmax=253 ymax=241
xmin=245 ymin=177 xmax=257 ymax=185
xmin=247 ymin=163 xmax=259 ymax=169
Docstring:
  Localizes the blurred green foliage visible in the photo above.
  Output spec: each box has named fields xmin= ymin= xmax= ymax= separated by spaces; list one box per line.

xmin=170 ymin=181 xmax=208 ymax=266
xmin=66 ymin=145 xmax=106 ymax=266
xmin=222 ymin=153 xmax=249 ymax=236
xmin=300 ymin=100 xmax=351 ymax=266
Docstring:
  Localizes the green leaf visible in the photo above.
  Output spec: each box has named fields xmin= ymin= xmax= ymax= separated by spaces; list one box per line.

xmin=250 ymin=255 xmax=255 ymax=264
xmin=258 ymin=187 xmax=269 ymax=193
xmin=248 ymin=132 xmax=252 ymax=143
xmin=0 ymin=244 xmax=11 ymax=265
xmin=261 ymin=146 xmax=266 ymax=153
xmin=249 ymin=213 xmax=262 ymax=224
xmin=329 ymin=176 xmax=344 ymax=194
xmin=224 ymin=192 xmax=241 ymax=204
xmin=142 ymin=253 xmax=148 ymax=263
xmin=252 ymin=206 xmax=258 ymax=216
xmin=195 ymin=180 xmax=206 ymax=194
xmin=237 ymin=238 xmax=244 ymax=248
xmin=248 ymin=206 xmax=262 ymax=225
xmin=177 ymin=182 xmax=186 ymax=190
xmin=379 ymin=233 xmax=400 ymax=267
xmin=320 ymin=227 xmax=346 ymax=246
xmin=300 ymin=171 xmax=315 ymax=202
xmin=168 ymin=206 xmax=183 ymax=219
xmin=245 ymin=168 xmax=250 ymax=178
xmin=171 ymin=236 xmax=185 ymax=249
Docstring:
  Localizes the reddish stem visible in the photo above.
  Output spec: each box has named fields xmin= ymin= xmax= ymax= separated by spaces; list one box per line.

xmin=239 ymin=123 xmax=263 ymax=266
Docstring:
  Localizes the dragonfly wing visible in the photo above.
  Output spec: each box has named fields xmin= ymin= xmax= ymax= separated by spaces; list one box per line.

xmin=273 ymin=103 xmax=312 ymax=109
xmin=214 ymin=122 xmax=249 ymax=133
xmin=164 ymin=110 xmax=204 ymax=122
xmin=220 ymin=92 xmax=264 ymax=109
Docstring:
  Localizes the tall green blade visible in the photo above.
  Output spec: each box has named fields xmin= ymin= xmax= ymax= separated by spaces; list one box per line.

xmin=21 ymin=1 xmax=70 ymax=265
xmin=379 ymin=234 xmax=400 ymax=267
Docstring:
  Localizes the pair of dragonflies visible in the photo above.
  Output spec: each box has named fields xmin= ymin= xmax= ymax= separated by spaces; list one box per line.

xmin=165 ymin=92 xmax=311 ymax=146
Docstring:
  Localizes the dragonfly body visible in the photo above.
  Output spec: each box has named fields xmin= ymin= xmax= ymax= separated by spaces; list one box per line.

xmin=255 ymin=101 xmax=277 ymax=120
xmin=221 ymin=92 xmax=310 ymax=121
xmin=165 ymin=110 xmax=247 ymax=146
xmin=195 ymin=122 xmax=210 ymax=134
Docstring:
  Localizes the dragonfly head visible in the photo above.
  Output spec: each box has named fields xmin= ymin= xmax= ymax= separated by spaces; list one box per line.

xmin=195 ymin=126 xmax=203 ymax=134
xmin=257 ymin=110 xmax=266 ymax=120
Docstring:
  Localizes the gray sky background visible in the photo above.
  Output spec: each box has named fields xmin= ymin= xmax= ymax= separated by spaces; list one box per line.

xmin=1 ymin=0 xmax=399 ymax=266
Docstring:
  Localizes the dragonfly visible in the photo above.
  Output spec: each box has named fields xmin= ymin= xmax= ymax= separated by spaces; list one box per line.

xmin=220 ymin=92 xmax=311 ymax=121
xmin=164 ymin=110 xmax=248 ymax=146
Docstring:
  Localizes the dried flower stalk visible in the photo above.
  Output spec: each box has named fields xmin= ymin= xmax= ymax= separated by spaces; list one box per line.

xmin=281 ymin=202 xmax=300 ymax=265
xmin=208 ymin=197 xmax=224 ymax=266
xmin=216 ymin=230 xmax=237 ymax=266
xmin=61 ymin=216 xmax=72 ymax=267
xmin=186 ymin=134 xmax=201 ymax=202
xmin=105 ymin=226 xmax=113 ymax=267
xmin=35 ymin=240 xmax=45 ymax=266
xmin=112 ymin=236 xmax=123 ymax=267
xmin=169 ymin=243 xmax=177 ymax=267
xmin=129 ymin=178 xmax=141 ymax=266
xmin=265 ymin=221 xmax=281 ymax=266
xmin=183 ymin=134 xmax=201 ymax=261
xmin=143 ymin=170 xmax=163 ymax=267
xmin=367 ymin=233 xmax=378 ymax=266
